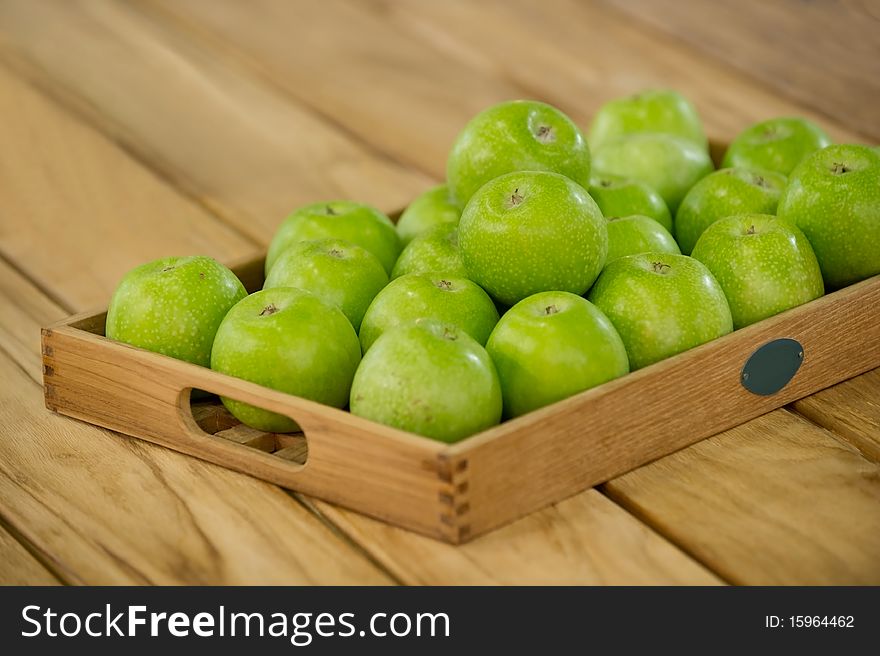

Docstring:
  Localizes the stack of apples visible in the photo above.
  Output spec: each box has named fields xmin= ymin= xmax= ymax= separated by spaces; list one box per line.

xmin=106 ymin=91 xmax=880 ymax=442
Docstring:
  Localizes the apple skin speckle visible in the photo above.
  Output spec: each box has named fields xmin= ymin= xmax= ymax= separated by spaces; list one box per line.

xmin=458 ymin=170 xmax=607 ymax=307
xmin=395 ymin=184 xmax=461 ymax=246
xmin=722 ymin=117 xmax=831 ymax=176
xmin=675 ymin=167 xmax=787 ymax=255
xmin=265 ymin=200 xmax=400 ymax=276
xmin=391 ymin=223 xmax=467 ymax=280
xmin=588 ymin=89 xmax=708 ymax=152
xmin=692 ymin=213 xmax=824 ymax=329
xmin=778 ymin=144 xmax=880 ymax=288
xmin=350 ymin=320 xmax=501 ymax=443
xmin=446 ymin=100 xmax=591 ymax=207
xmin=211 ymin=288 xmax=361 ymax=433
xmin=606 ymin=215 xmax=680 ymax=264
xmin=588 ymin=253 xmax=733 ymax=370
xmin=486 ymin=291 xmax=629 ymax=418
xmin=263 ymin=238 xmax=388 ymax=332
xmin=105 ymin=255 xmax=246 ymax=367
xmin=592 ymin=132 xmax=714 ymax=213
xmin=588 ymin=174 xmax=673 ymax=232
xmin=358 ymin=272 xmax=499 ymax=353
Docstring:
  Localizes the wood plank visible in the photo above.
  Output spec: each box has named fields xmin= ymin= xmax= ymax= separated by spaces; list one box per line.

xmin=447 ymin=275 xmax=880 ymax=540
xmin=793 ymin=370 xmax=880 ymax=463
xmin=0 ymin=65 xmax=256 ymax=312
xmin=0 ymin=523 xmax=61 ymax=585
xmin=0 ymin=256 xmax=68 ymax=378
xmin=603 ymin=0 xmax=880 ymax=142
xmin=0 ymin=50 xmax=395 ymax=583
xmin=147 ymin=0 xmax=865 ymax=185
xmin=3 ymin=5 xmax=728 ymax=578
xmin=0 ymin=0 xmax=431 ymax=244
xmin=604 ymin=409 xmax=880 ymax=585
xmin=0 ymin=261 xmax=392 ymax=585
xmin=308 ymin=491 xmax=722 ymax=585
xmin=142 ymin=0 xmax=522 ymax=179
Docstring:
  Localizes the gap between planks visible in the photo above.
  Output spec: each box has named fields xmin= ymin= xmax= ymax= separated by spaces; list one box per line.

xmin=0 ymin=507 xmax=71 ymax=585
xmin=1 ymin=0 xmax=872 ymax=576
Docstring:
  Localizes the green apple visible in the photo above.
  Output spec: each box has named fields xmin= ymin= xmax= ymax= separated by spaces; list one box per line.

xmin=486 ymin=291 xmax=628 ymax=418
xmin=589 ymin=174 xmax=673 ymax=232
xmin=446 ymin=100 xmax=591 ymax=206
xmin=589 ymin=89 xmax=707 ymax=151
xmin=606 ymin=215 xmax=680 ymax=264
xmin=266 ymin=201 xmax=400 ymax=276
xmin=263 ymin=238 xmax=388 ymax=331
xmin=358 ymin=273 xmax=499 ymax=352
xmin=722 ymin=117 xmax=831 ymax=176
xmin=395 ymin=184 xmax=460 ymax=245
xmin=390 ymin=223 xmax=467 ymax=279
xmin=211 ymin=288 xmax=361 ymax=432
xmin=674 ymin=167 xmax=787 ymax=255
xmin=592 ymin=133 xmax=714 ymax=212
xmin=691 ymin=214 xmax=823 ymax=329
xmin=588 ymin=253 xmax=732 ymax=369
xmin=350 ymin=320 xmax=502 ymax=442
xmin=458 ymin=170 xmax=607 ymax=306
xmin=778 ymin=144 xmax=880 ymax=287
xmin=106 ymin=255 xmax=246 ymax=367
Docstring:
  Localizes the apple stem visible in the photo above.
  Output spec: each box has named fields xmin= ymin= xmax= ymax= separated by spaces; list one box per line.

xmin=259 ymin=303 xmax=279 ymax=316
xmin=544 ymin=304 xmax=559 ymax=315
xmin=535 ymin=125 xmax=556 ymax=144
xmin=652 ymin=261 xmax=671 ymax=274
xmin=435 ymin=279 xmax=454 ymax=290
xmin=508 ymin=188 xmax=525 ymax=207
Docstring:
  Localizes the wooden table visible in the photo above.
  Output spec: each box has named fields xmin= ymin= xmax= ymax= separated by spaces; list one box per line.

xmin=1 ymin=0 xmax=878 ymax=586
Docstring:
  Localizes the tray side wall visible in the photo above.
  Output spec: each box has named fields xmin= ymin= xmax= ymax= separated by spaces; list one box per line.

xmin=453 ymin=275 xmax=880 ymax=540
xmin=41 ymin=326 xmax=458 ymax=542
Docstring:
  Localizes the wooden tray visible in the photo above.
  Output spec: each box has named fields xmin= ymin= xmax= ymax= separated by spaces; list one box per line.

xmin=41 ymin=244 xmax=880 ymax=543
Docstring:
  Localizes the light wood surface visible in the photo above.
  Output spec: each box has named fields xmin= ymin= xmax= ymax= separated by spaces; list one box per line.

xmin=0 ymin=0 xmax=877 ymax=584
xmin=604 ymin=0 xmax=880 ymax=142
xmin=45 ymin=259 xmax=880 ymax=543
xmin=0 ymin=260 xmax=393 ymax=584
xmin=794 ymin=371 xmax=880 ymax=463
xmin=605 ymin=410 xmax=880 ymax=585
xmin=0 ymin=65 xmax=256 ymax=310
xmin=0 ymin=523 xmax=61 ymax=586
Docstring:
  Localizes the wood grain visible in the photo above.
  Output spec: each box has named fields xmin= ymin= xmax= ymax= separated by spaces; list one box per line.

xmin=46 ymin=256 xmax=880 ymax=544
xmin=450 ymin=274 xmax=880 ymax=539
xmin=43 ymin=323 xmax=456 ymax=541
xmin=0 ymin=0 xmax=877 ymax=584
xmin=0 ymin=0 xmax=432 ymax=243
xmin=0 ymin=54 xmax=396 ymax=583
xmin=0 ymin=65 xmax=256 ymax=311
xmin=0 ymin=264 xmax=393 ymax=585
xmin=0 ymin=523 xmax=61 ymax=585
xmin=605 ymin=409 xmax=880 ymax=585
xmin=149 ymin=0 xmax=864 ymax=183
xmin=309 ymin=492 xmax=722 ymax=585
xmin=604 ymin=0 xmax=880 ymax=142
xmin=0 ymin=0 xmax=732 ymax=581
xmin=794 ymin=369 xmax=880 ymax=462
